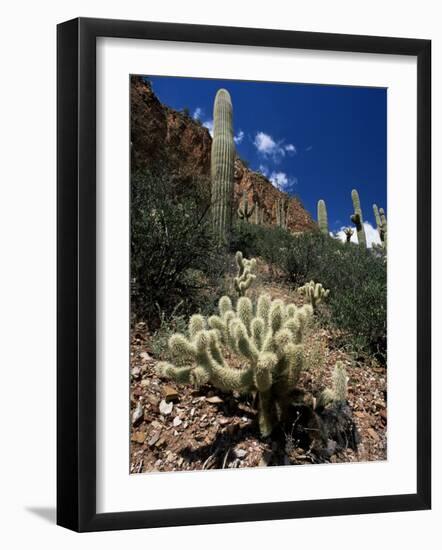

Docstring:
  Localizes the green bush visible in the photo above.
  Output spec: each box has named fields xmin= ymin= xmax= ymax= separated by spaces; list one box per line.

xmin=283 ymin=233 xmax=386 ymax=359
xmin=231 ymin=224 xmax=386 ymax=358
xmin=131 ymin=168 xmax=226 ymax=327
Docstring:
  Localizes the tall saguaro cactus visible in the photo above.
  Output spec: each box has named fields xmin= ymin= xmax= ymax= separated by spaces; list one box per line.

xmin=317 ymin=199 xmax=329 ymax=235
xmin=373 ymin=204 xmax=387 ymax=248
xmin=211 ymin=89 xmax=235 ymax=245
xmin=350 ymin=189 xmax=367 ymax=248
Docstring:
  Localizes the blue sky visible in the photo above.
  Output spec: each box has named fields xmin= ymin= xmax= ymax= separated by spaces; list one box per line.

xmin=145 ymin=76 xmax=386 ymax=243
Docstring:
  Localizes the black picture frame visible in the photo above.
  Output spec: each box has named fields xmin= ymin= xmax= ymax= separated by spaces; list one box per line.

xmin=57 ymin=17 xmax=431 ymax=532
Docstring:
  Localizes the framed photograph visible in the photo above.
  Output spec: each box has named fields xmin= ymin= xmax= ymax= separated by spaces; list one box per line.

xmin=57 ymin=17 xmax=431 ymax=532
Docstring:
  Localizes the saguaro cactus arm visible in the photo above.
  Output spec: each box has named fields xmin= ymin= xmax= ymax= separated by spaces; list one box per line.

xmin=211 ymin=89 xmax=235 ymax=245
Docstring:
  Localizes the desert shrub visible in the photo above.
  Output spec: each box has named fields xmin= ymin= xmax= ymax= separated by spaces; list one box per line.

xmin=232 ymin=224 xmax=386 ymax=358
xmin=131 ymin=167 xmax=226 ymax=327
xmin=283 ymin=234 xmax=387 ymax=359
xmin=230 ymin=221 xmax=293 ymax=267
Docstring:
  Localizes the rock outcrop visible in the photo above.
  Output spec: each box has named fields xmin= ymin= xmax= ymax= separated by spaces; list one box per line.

xmin=131 ymin=76 xmax=316 ymax=233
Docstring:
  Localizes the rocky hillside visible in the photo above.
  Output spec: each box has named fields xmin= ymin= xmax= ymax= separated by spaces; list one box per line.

xmin=131 ymin=76 xmax=316 ymax=233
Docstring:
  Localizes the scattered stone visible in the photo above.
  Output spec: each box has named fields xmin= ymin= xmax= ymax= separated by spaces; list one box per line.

xmin=154 ymin=437 xmax=166 ymax=448
xmin=159 ymin=399 xmax=173 ymax=415
xmin=132 ymin=401 xmax=143 ymax=425
xmin=190 ymin=408 xmax=195 ymax=417
xmin=131 ymin=366 xmax=141 ymax=379
xmin=367 ymin=427 xmax=380 ymax=442
xmin=148 ymin=431 xmax=161 ymax=447
xmin=151 ymin=420 xmax=162 ymax=429
xmin=131 ymin=431 xmax=147 ymax=444
xmin=146 ymin=394 xmax=160 ymax=407
xmin=140 ymin=379 xmax=150 ymax=387
xmin=206 ymin=396 xmax=223 ymax=404
xmin=163 ymin=385 xmax=179 ymax=402
xmin=140 ymin=351 xmax=151 ymax=362
xmin=173 ymin=416 xmax=182 ymax=427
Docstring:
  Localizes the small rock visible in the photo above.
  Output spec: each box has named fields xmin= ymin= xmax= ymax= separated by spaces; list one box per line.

xmin=218 ymin=417 xmax=230 ymax=426
xmin=148 ymin=431 xmax=161 ymax=447
xmin=173 ymin=416 xmax=182 ymax=427
xmin=140 ymin=379 xmax=150 ymax=388
xmin=131 ymin=366 xmax=141 ymax=378
xmin=206 ymin=396 xmax=223 ymax=404
xmin=190 ymin=408 xmax=195 ymax=417
xmin=163 ymin=385 xmax=179 ymax=402
xmin=367 ymin=427 xmax=380 ymax=442
xmin=140 ymin=351 xmax=151 ymax=362
xmin=151 ymin=420 xmax=162 ymax=429
xmin=234 ymin=448 xmax=247 ymax=459
xmin=159 ymin=399 xmax=173 ymax=415
xmin=154 ymin=437 xmax=166 ymax=448
xmin=131 ymin=431 xmax=147 ymax=444
xmin=146 ymin=394 xmax=160 ymax=407
xmin=132 ymin=401 xmax=143 ymax=425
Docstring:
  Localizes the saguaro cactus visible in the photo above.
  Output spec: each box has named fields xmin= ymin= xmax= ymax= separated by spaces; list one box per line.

xmin=343 ymin=227 xmax=354 ymax=243
xmin=237 ymin=191 xmax=255 ymax=222
xmin=373 ymin=204 xmax=387 ymax=248
xmin=275 ymin=197 xmax=288 ymax=229
xmin=317 ymin=199 xmax=329 ymax=235
xmin=211 ymin=89 xmax=235 ymax=245
xmin=350 ymin=189 xmax=367 ymax=248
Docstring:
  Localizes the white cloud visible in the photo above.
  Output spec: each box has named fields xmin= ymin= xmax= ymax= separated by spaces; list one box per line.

xmin=284 ymin=143 xmax=297 ymax=153
xmin=193 ymin=107 xmax=203 ymax=120
xmin=336 ymin=222 xmax=381 ymax=248
xmin=234 ymin=130 xmax=244 ymax=145
xmin=203 ymin=119 xmax=214 ymax=137
xmin=269 ymin=171 xmax=297 ymax=193
xmin=253 ymin=131 xmax=296 ymax=162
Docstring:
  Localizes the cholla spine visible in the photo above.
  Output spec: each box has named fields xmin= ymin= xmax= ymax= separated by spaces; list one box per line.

xmin=344 ymin=227 xmax=354 ymax=243
xmin=317 ymin=199 xmax=329 ymax=235
xmin=350 ymin=189 xmax=367 ymax=248
xmin=234 ymin=250 xmax=257 ymax=297
xmin=211 ymin=89 xmax=235 ymax=246
xmin=298 ymin=280 xmax=330 ymax=310
xmin=237 ymin=191 xmax=255 ymax=222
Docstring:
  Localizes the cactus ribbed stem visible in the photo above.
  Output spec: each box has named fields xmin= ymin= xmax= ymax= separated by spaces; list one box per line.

xmin=317 ymin=199 xmax=329 ymax=235
xmin=211 ymin=89 xmax=235 ymax=246
xmin=275 ymin=197 xmax=288 ymax=228
xmin=373 ymin=204 xmax=387 ymax=249
xmin=351 ymin=189 xmax=366 ymax=248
